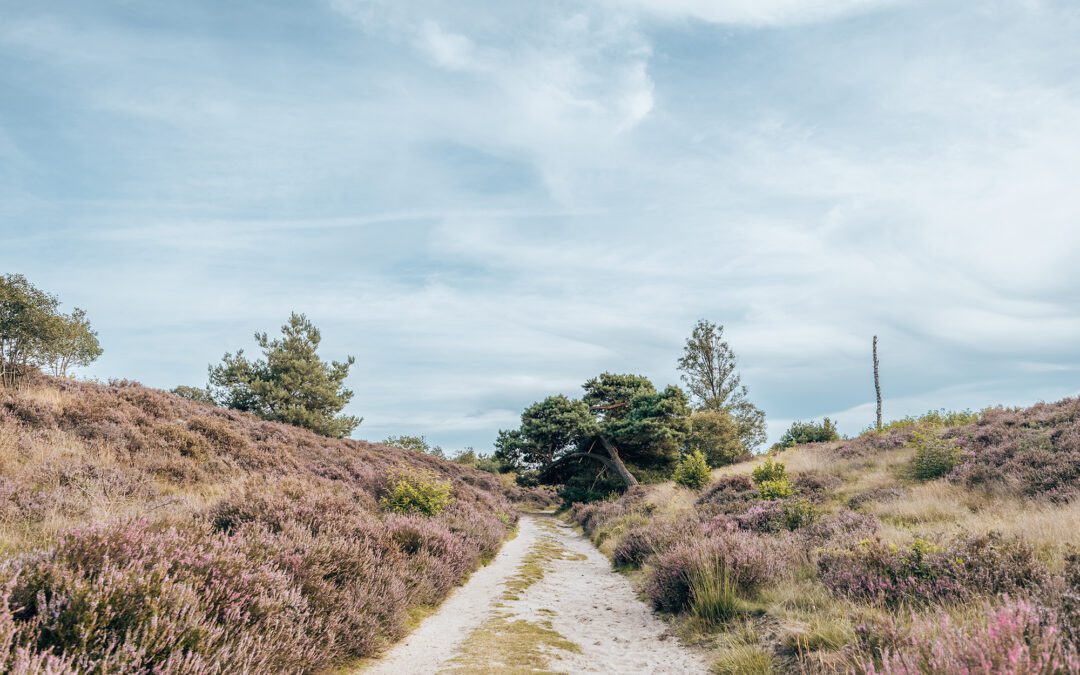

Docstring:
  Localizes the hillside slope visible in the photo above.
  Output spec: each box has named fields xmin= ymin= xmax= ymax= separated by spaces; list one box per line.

xmin=570 ymin=400 xmax=1080 ymax=673
xmin=0 ymin=376 xmax=526 ymax=673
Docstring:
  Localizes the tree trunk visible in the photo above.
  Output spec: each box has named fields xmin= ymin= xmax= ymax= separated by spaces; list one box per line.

xmin=873 ymin=335 xmax=882 ymax=431
xmin=596 ymin=436 xmax=639 ymax=487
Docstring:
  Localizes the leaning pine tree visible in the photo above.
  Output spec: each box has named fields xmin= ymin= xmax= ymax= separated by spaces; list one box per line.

xmin=208 ymin=312 xmax=361 ymax=438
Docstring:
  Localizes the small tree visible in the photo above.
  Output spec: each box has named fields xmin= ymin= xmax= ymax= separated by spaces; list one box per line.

xmin=678 ymin=320 xmax=766 ymax=451
xmin=209 ymin=313 xmax=360 ymax=438
xmin=0 ymin=274 xmax=101 ymax=386
xmin=672 ymin=450 xmax=711 ymax=489
xmin=41 ymin=308 xmax=102 ymax=377
xmin=686 ymin=409 xmax=749 ymax=468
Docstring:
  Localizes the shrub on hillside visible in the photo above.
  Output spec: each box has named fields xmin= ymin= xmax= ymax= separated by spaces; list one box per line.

xmin=773 ymin=418 xmax=839 ymax=450
xmin=672 ymin=450 xmax=711 ymax=489
xmin=801 ymin=509 xmax=879 ymax=546
xmin=381 ymin=473 xmax=453 ymax=516
xmin=751 ymin=457 xmax=793 ymax=499
xmin=909 ymin=429 xmax=961 ymax=481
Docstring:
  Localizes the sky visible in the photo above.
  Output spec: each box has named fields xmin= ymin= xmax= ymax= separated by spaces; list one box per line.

xmin=2 ymin=0 xmax=1079 ymax=452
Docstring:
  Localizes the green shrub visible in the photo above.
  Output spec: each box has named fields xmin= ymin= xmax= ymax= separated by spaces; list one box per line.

xmin=781 ymin=499 xmax=817 ymax=530
xmin=673 ymin=450 xmax=712 ymax=490
xmin=757 ymin=479 xmax=794 ymax=500
xmin=909 ymin=430 xmax=962 ymax=481
xmin=380 ymin=473 xmax=453 ymax=516
xmin=773 ymin=418 xmax=839 ymax=450
xmin=752 ymin=458 xmax=792 ymax=499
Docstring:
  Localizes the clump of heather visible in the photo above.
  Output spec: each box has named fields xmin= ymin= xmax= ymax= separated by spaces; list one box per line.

xmin=567 ymin=488 xmax=652 ymax=540
xmin=863 ymin=599 xmax=1080 ymax=674
xmin=951 ymin=398 xmax=1080 ymax=500
xmin=735 ymin=498 xmax=816 ymax=533
xmin=820 ymin=533 xmax=1046 ymax=607
xmin=647 ymin=531 xmax=789 ymax=613
xmin=819 ymin=539 xmax=968 ymax=607
xmin=613 ymin=518 xmax=704 ymax=568
xmin=801 ymin=508 xmax=879 ymax=546
xmin=695 ymin=474 xmax=757 ymax=515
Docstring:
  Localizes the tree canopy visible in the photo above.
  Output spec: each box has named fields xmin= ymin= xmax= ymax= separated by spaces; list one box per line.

xmin=678 ymin=319 xmax=766 ymax=451
xmin=208 ymin=313 xmax=360 ymax=438
xmin=496 ymin=372 xmax=691 ymax=500
xmin=0 ymin=274 xmax=102 ymax=386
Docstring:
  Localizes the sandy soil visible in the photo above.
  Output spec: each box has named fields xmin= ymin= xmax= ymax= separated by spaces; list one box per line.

xmin=363 ymin=514 xmax=707 ymax=674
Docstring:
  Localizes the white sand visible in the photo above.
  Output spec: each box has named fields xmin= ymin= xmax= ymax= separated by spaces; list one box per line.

xmin=363 ymin=514 xmax=707 ymax=674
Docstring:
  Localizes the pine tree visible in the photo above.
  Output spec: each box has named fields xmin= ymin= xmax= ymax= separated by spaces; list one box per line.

xmin=209 ymin=313 xmax=361 ymax=438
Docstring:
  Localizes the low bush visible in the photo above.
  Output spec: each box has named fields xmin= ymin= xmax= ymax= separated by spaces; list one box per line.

xmin=909 ymin=429 xmax=961 ymax=481
xmin=752 ymin=457 xmax=794 ymax=500
xmin=773 ymin=418 xmax=839 ymax=450
xmin=381 ymin=472 xmax=453 ymax=516
xmin=672 ymin=450 xmax=711 ymax=489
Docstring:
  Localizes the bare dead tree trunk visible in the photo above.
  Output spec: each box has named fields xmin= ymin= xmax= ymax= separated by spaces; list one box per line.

xmin=873 ymin=335 xmax=882 ymax=431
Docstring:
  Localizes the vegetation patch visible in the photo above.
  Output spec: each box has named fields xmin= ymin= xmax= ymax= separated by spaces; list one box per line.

xmin=446 ymin=612 xmax=582 ymax=674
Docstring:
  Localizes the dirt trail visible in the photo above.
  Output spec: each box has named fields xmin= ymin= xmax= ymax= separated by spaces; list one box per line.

xmin=363 ymin=513 xmax=707 ymax=674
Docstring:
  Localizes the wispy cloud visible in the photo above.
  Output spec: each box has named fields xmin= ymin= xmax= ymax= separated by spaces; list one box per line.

xmin=2 ymin=0 xmax=1079 ymax=451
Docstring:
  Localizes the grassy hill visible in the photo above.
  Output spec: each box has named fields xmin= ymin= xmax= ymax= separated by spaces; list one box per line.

xmin=569 ymin=400 xmax=1080 ymax=673
xmin=0 ymin=375 xmax=536 ymax=673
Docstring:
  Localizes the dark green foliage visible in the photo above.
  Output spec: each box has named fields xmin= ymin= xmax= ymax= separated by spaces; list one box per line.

xmin=0 ymin=274 xmax=101 ymax=385
xmin=208 ymin=313 xmax=360 ymax=438
xmin=773 ymin=418 xmax=839 ymax=450
xmin=498 ymin=373 xmax=692 ymax=502
xmin=677 ymin=320 xmax=766 ymax=451
xmin=672 ymin=450 xmax=711 ymax=489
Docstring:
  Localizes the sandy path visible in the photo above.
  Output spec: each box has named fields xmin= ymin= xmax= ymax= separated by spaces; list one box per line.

xmin=363 ymin=514 xmax=707 ymax=674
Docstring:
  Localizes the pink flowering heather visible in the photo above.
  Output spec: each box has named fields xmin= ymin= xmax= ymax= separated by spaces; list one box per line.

xmin=865 ymin=599 xmax=1080 ymax=674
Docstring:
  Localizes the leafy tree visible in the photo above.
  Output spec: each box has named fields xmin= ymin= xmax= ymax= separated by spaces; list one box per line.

xmin=677 ymin=320 xmax=766 ymax=451
xmin=773 ymin=418 xmax=839 ymax=450
xmin=383 ymin=434 xmax=445 ymax=458
xmin=498 ymin=373 xmax=692 ymax=498
xmin=209 ymin=313 xmax=360 ymax=438
xmin=0 ymin=274 xmax=101 ymax=386
xmin=40 ymin=308 xmax=102 ymax=378
xmin=171 ymin=385 xmax=215 ymax=405
xmin=686 ymin=409 xmax=749 ymax=467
